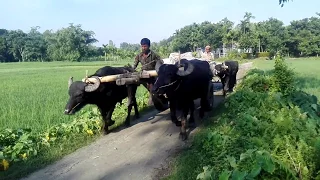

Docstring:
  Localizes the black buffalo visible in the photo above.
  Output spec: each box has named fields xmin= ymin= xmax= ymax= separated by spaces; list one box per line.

xmin=152 ymin=59 xmax=214 ymax=140
xmin=64 ymin=65 xmax=139 ymax=134
xmin=212 ymin=60 xmax=239 ymax=96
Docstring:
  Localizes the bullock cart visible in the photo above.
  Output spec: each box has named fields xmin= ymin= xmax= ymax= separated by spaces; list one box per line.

xmin=80 ymin=61 xmax=216 ymax=110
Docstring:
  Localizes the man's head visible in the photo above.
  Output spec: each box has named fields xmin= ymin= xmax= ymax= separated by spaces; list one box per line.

xmin=140 ymin=38 xmax=151 ymax=53
xmin=205 ymin=45 xmax=211 ymax=53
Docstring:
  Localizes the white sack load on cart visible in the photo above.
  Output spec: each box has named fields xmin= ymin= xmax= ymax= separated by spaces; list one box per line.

xmin=161 ymin=52 xmax=227 ymax=80
xmin=162 ymin=52 xmax=201 ymax=64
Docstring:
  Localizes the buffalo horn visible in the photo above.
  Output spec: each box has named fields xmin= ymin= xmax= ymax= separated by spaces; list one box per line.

xmin=84 ymin=76 xmax=101 ymax=92
xmin=222 ymin=62 xmax=229 ymax=69
xmin=68 ymin=77 xmax=73 ymax=88
xmin=176 ymin=60 xmax=194 ymax=76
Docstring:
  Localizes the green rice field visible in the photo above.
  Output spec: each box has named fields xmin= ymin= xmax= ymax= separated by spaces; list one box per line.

xmin=253 ymin=57 xmax=320 ymax=99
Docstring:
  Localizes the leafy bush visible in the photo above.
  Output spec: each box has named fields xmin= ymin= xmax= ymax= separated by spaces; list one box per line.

xmin=240 ymin=53 xmax=248 ymax=59
xmin=240 ymin=53 xmax=254 ymax=59
xmin=227 ymin=50 xmax=242 ymax=59
xmin=270 ymin=55 xmax=296 ymax=96
xmin=256 ymin=52 xmax=270 ymax=58
xmin=166 ymin=56 xmax=320 ymax=180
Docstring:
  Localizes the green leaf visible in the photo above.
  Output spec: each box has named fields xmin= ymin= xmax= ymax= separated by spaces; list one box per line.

xmin=231 ymin=169 xmax=247 ymax=180
xmin=247 ymin=164 xmax=261 ymax=178
xmin=261 ymin=157 xmax=275 ymax=174
xmin=33 ymin=149 xmax=38 ymax=156
xmin=219 ymin=170 xmax=231 ymax=180
xmin=13 ymin=142 xmax=24 ymax=152
xmin=311 ymin=104 xmax=318 ymax=111
xmin=302 ymin=166 xmax=309 ymax=175
xmin=0 ymin=151 xmax=4 ymax=159
xmin=240 ymin=149 xmax=256 ymax=161
xmin=227 ymin=156 xmax=237 ymax=168
xmin=196 ymin=166 xmax=213 ymax=180
xmin=19 ymin=133 xmax=30 ymax=142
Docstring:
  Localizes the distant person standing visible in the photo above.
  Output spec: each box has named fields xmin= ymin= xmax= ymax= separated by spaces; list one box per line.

xmin=201 ymin=45 xmax=214 ymax=61
xmin=133 ymin=38 xmax=163 ymax=106
xmin=201 ymin=45 xmax=217 ymax=79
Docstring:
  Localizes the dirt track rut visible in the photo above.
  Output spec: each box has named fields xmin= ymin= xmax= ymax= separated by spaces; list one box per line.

xmin=21 ymin=62 xmax=253 ymax=180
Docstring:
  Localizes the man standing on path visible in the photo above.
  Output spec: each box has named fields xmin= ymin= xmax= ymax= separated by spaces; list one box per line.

xmin=133 ymin=38 xmax=164 ymax=106
xmin=201 ymin=45 xmax=214 ymax=61
xmin=201 ymin=45 xmax=217 ymax=81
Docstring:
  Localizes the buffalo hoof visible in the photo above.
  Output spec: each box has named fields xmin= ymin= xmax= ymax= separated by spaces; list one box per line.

xmin=189 ymin=117 xmax=195 ymax=123
xmin=203 ymin=106 xmax=212 ymax=112
xmin=179 ymin=132 xmax=188 ymax=141
xmin=102 ymin=129 xmax=110 ymax=135
xmin=199 ymin=111 xmax=205 ymax=119
xmin=188 ymin=122 xmax=196 ymax=128
xmin=106 ymin=120 xmax=115 ymax=126
xmin=188 ymin=118 xmax=196 ymax=128
xmin=125 ymin=121 xmax=131 ymax=127
xmin=175 ymin=121 xmax=182 ymax=127
xmin=171 ymin=116 xmax=178 ymax=123
xmin=135 ymin=114 xmax=140 ymax=119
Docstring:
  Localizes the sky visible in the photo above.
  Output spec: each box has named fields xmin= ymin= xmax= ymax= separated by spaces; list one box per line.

xmin=1 ymin=0 xmax=319 ymax=47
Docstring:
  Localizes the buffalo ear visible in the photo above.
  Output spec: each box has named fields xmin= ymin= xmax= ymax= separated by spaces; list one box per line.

xmin=68 ymin=77 xmax=73 ymax=89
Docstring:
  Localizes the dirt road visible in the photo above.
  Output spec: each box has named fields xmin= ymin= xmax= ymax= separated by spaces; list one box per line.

xmin=21 ymin=62 xmax=253 ymax=180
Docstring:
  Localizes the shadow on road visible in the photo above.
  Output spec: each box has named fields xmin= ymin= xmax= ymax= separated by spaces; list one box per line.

xmin=107 ymin=82 xmax=225 ymax=136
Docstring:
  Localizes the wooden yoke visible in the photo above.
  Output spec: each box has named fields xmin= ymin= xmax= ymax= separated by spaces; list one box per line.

xmin=81 ymin=70 xmax=158 ymax=84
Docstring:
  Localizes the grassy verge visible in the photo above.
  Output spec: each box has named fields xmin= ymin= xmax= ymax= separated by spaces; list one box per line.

xmin=165 ymin=57 xmax=320 ymax=179
xmin=0 ymin=61 xmax=152 ymax=180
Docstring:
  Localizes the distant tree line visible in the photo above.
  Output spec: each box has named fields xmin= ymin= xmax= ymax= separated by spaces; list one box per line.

xmin=1 ymin=11 xmax=320 ymax=62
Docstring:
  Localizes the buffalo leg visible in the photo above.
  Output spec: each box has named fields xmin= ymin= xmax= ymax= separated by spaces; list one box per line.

xmin=228 ymin=73 xmax=237 ymax=92
xmin=125 ymin=85 xmax=139 ymax=127
xmin=169 ymin=100 xmax=181 ymax=126
xmin=125 ymin=103 xmax=132 ymax=127
xmin=200 ymin=82 xmax=213 ymax=115
xmin=188 ymin=101 xmax=195 ymax=127
xmin=133 ymin=101 xmax=139 ymax=118
xmin=222 ymin=76 xmax=229 ymax=96
xmin=106 ymin=105 xmax=116 ymax=127
xmin=142 ymin=82 xmax=154 ymax=106
xmin=147 ymin=84 xmax=154 ymax=106
xmin=180 ymin=104 xmax=189 ymax=141
xmin=98 ymin=106 xmax=114 ymax=134
xmin=199 ymin=97 xmax=206 ymax=119
xmin=132 ymin=88 xmax=140 ymax=119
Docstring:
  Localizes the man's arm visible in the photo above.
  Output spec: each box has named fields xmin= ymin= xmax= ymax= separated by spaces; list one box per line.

xmin=133 ymin=54 xmax=140 ymax=70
